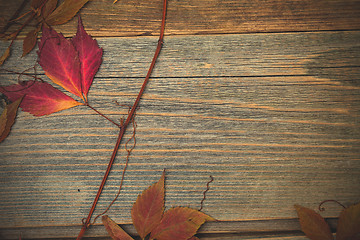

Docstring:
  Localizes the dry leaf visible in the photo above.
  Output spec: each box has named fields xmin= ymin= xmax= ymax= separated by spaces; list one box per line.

xmin=149 ymin=207 xmax=215 ymax=240
xmin=31 ymin=0 xmax=47 ymax=9
xmin=0 ymin=97 xmax=23 ymax=143
xmin=0 ymin=81 xmax=82 ymax=116
xmin=336 ymin=202 xmax=360 ymax=240
xmin=131 ymin=170 xmax=165 ymax=239
xmin=46 ymin=0 xmax=89 ymax=25
xmin=102 ymin=215 xmax=134 ymax=240
xmin=22 ymin=29 xmax=39 ymax=57
xmin=42 ymin=0 xmax=58 ymax=18
xmin=0 ymin=45 xmax=10 ymax=66
xmin=103 ymin=170 xmax=214 ymax=240
xmin=294 ymin=204 xmax=334 ymax=240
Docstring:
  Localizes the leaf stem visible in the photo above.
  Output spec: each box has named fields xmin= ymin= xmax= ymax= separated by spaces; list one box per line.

xmin=86 ymin=103 xmax=121 ymax=128
xmin=76 ymin=0 xmax=167 ymax=239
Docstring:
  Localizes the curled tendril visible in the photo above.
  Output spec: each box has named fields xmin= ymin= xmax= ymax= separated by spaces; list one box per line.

xmin=318 ymin=200 xmax=346 ymax=212
xmin=199 ymin=175 xmax=214 ymax=211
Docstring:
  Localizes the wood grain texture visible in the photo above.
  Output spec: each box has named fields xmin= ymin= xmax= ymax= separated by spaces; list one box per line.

xmin=1 ymin=30 xmax=359 ymax=238
xmin=1 ymin=0 xmax=360 ymax=239
xmin=1 ymin=218 xmax=337 ymax=239
xmin=1 ymin=0 xmax=360 ymax=38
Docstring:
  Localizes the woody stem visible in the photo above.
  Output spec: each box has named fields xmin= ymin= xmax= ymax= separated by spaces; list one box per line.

xmin=76 ymin=0 xmax=167 ymax=239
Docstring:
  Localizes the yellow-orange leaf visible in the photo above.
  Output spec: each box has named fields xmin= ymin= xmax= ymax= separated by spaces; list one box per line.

xmin=149 ymin=207 xmax=215 ymax=240
xmin=0 ymin=97 xmax=23 ymax=143
xmin=336 ymin=202 xmax=360 ymax=240
xmin=294 ymin=204 xmax=334 ymax=240
xmin=46 ymin=0 xmax=89 ymax=25
xmin=131 ymin=170 xmax=165 ymax=239
xmin=102 ymin=215 xmax=134 ymax=240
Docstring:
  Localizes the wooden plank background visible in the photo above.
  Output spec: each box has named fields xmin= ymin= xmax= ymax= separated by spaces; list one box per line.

xmin=1 ymin=0 xmax=360 ymax=239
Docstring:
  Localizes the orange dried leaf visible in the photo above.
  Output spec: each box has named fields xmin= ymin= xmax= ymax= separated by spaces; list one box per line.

xmin=0 ymin=45 xmax=10 ymax=66
xmin=42 ymin=0 xmax=58 ymax=18
xmin=22 ymin=29 xmax=39 ymax=57
xmin=0 ymin=97 xmax=23 ymax=143
xmin=131 ymin=170 xmax=165 ymax=239
xmin=0 ymin=81 xmax=83 ymax=116
xmin=149 ymin=207 xmax=215 ymax=240
xmin=294 ymin=204 xmax=334 ymax=240
xmin=31 ymin=0 xmax=46 ymax=9
xmin=102 ymin=215 xmax=134 ymax=240
xmin=46 ymin=0 xmax=89 ymax=25
xmin=336 ymin=202 xmax=360 ymax=240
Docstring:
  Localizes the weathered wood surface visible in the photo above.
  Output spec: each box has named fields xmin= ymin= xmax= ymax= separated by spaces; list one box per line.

xmin=1 ymin=0 xmax=360 ymax=239
xmin=1 ymin=0 xmax=360 ymax=38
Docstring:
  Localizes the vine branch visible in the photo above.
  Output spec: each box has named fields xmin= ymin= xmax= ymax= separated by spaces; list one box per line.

xmin=76 ymin=0 xmax=167 ymax=239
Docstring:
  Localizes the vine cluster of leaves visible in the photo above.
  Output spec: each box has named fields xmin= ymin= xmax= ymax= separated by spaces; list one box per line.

xmin=0 ymin=15 xmax=106 ymax=147
xmin=103 ymin=170 xmax=215 ymax=240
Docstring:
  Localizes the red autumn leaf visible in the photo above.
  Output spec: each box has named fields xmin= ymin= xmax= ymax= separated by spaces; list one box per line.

xmin=0 ymin=81 xmax=83 ymax=116
xmin=294 ymin=204 xmax=334 ymax=240
xmin=102 ymin=215 xmax=134 ymax=240
xmin=149 ymin=207 xmax=215 ymax=240
xmin=46 ymin=0 xmax=90 ymax=25
xmin=131 ymin=170 xmax=165 ymax=239
xmin=38 ymin=26 xmax=84 ymax=100
xmin=71 ymin=15 xmax=103 ymax=101
xmin=0 ymin=97 xmax=23 ymax=143
xmin=336 ymin=202 xmax=360 ymax=240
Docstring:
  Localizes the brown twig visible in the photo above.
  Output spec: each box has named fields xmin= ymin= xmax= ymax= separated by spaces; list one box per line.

xmin=76 ymin=0 xmax=167 ymax=239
